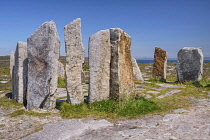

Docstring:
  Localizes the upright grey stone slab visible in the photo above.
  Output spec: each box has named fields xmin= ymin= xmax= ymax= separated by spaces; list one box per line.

xmin=176 ymin=47 xmax=203 ymax=82
xmin=58 ymin=61 xmax=65 ymax=79
xmin=110 ymin=28 xmax=135 ymax=101
xmin=131 ymin=58 xmax=144 ymax=82
xmin=10 ymin=50 xmax=15 ymax=77
xmin=27 ymin=21 xmax=60 ymax=110
xmin=88 ymin=30 xmax=111 ymax=103
xmin=10 ymin=50 xmax=16 ymax=100
xmin=13 ymin=42 xmax=28 ymax=104
xmin=64 ymin=18 xmax=85 ymax=105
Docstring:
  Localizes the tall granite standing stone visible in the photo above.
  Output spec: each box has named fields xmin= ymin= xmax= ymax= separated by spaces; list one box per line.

xmin=13 ymin=42 xmax=28 ymax=104
xmin=64 ymin=18 xmax=85 ymax=105
xmin=10 ymin=50 xmax=15 ymax=77
xmin=58 ymin=61 xmax=65 ymax=79
xmin=131 ymin=57 xmax=144 ymax=82
xmin=88 ymin=30 xmax=111 ymax=103
xmin=27 ymin=21 xmax=60 ymax=110
xmin=110 ymin=28 xmax=135 ymax=101
xmin=176 ymin=47 xmax=203 ymax=82
xmin=152 ymin=47 xmax=168 ymax=79
xmin=10 ymin=50 xmax=16 ymax=99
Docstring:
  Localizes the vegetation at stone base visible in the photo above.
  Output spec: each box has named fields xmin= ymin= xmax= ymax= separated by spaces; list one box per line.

xmin=7 ymin=109 xmax=51 ymax=118
xmin=59 ymin=97 xmax=163 ymax=119
xmin=82 ymin=65 xmax=89 ymax=71
xmin=148 ymin=78 xmax=166 ymax=83
xmin=0 ymin=96 xmax=23 ymax=109
xmin=57 ymin=77 xmax=66 ymax=88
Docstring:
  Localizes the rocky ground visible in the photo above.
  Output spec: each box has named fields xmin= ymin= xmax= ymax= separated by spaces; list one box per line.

xmin=0 ymin=62 xmax=210 ymax=140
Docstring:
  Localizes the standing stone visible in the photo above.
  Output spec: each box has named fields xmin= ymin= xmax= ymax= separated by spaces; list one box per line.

xmin=88 ymin=30 xmax=111 ymax=103
xmin=152 ymin=47 xmax=168 ymax=79
xmin=131 ymin=57 xmax=144 ymax=82
xmin=58 ymin=61 xmax=65 ymax=79
xmin=176 ymin=47 xmax=203 ymax=82
xmin=10 ymin=51 xmax=15 ymax=77
xmin=27 ymin=21 xmax=60 ymax=110
xmin=64 ymin=18 xmax=85 ymax=105
xmin=110 ymin=28 xmax=135 ymax=101
xmin=13 ymin=42 xmax=27 ymax=104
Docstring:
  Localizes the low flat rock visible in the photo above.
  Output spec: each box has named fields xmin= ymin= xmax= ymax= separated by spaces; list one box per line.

xmin=0 ymin=81 xmax=8 ymax=84
xmin=147 ymin=91 xmax=160 ymax=94
xmin=21 ymin=119 xmax=113 ymax=140
xmin=151 ymin=88 xmax=163 ymax=91
xmin=135 ymin=84 xmax=146 ymax=87
xmin=156 ymin=83 xmax=185 ymax=88
xmin=173 ymin=109 xmax=187 ymax=114
xmin=157 ymin=90 xmax=182 ymax=98
xmin=136 ymin=87 xmax=146 ymax=90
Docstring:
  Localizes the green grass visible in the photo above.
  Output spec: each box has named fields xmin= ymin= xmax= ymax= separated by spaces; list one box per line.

xmin=57 ymin=77 xmax=66 ymax=88
xmin=0 ymin=67 xmax=10 ymax=75
xmin=59 ymin=97 xmax=162 ymax=119
xmin=0 ymin=97 xmax=23 ymax=109
xmin=7 ymin=109 xmax=51 ymax=117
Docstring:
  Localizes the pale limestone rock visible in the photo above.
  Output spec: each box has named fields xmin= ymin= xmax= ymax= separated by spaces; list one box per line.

xmin=88 ymin=30 xmax=111 ymax=103
xmin=64 ymin=18 xmax=85 ymax=104
xmin=13 ymin=42 xmax=28 ymax=104
xmin=58 ymin=61 xmax=65 ymax=79
xmin=176 ymin=47 xmax=203 ymax=82
xmin=152 ymin=47 xmax=168 ymax=79
xmin=27 ymin=21 xmax=60 ymax=110
xmin=131 ymin=58 xmax=144 ymax=82
xmin=110 ymin=28 xmax=135 ymax=101
xmin=10 ymin=50 xmax=15 ymax=77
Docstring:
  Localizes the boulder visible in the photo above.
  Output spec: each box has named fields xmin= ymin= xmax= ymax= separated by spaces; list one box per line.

xmin=64 ymin=18 xmax=85 ymax=104
xmin=27 ymin=21 xmax=60 ymax=110
xmin=110 ymin=28 xmax=135 ymax=101
xmin=88 ymin=30 xmax=111 ymax=103
xmin=131 ymin=58 xmax=144 ymax=82
xmin=176 ymin=47 xmax=203 ymax=82
xmin=152 ymin=47 xmax=168 ymax=79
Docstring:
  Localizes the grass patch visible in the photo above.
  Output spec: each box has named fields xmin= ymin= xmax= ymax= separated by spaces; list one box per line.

xmin=83 ymin=65 xmax=89 ymax=71
xmin=149 ymin=78 xmax=166 ymax=83
xmin=0 ymin=67 xmax=10 ymax=75
xmin=59 ymin=97 xmax=162 ymax=119
xmin=0 ymin=96 xmax=23 ymax=109
xmin=57 ymin=77 xmax=66 ymax=88
xmin=7 ymin=109 xmax=51 ymax=117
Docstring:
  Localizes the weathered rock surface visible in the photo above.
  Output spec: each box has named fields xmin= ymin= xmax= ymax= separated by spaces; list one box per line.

xmin=58 ymin=61 xmax=65 ymax=79
xmin=152 ymin=47 xmax=167 ymax=79
xmin=131 ymin=57 xmax=144 ymax=82
xmin=10 ymin=50 xmax=15 ymax=77
xmin=21 ymin=119 xmax=113 ymax=140
xmin=88 ymin=30 xmax=111 ymax=103
xmin=27 ymin=21 xmax=60 ymax=110
xmin=12 ymin=42 xmax=27 ymax=104
xmin=110 ymin=28 xmax=135 ymax=101
xmin=64 ymin=18 xmax=85 ymax=104
xmin=20 ymin=98 xmax=210 ymax=140
xmin=176 ymin=47 xmax=203 ymax=82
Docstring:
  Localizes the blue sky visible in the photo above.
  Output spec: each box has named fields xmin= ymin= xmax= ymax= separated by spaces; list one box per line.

xmin=0 ymin=0 xmax=209 ymax=58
